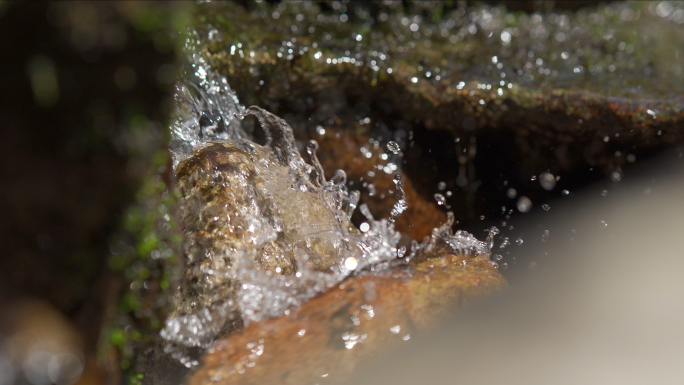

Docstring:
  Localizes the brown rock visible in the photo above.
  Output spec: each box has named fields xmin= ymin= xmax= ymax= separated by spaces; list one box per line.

xmin=316 ymin=130 xmax=447 ymax=242
xmin=189 ymin=252 xmax=506 ymax=385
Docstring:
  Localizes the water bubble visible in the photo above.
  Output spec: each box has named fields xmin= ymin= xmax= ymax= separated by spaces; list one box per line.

xmin=507 ymin=188 xmax=517 ymax=198
xmin=387 ymin=141 xmax=400 ymax=154
xmin=541 ymin=204 xmax=550 ymax=211
xmin=539 ymin=172 xmax=556 ymax=191
xmin=437 ymin=181 xmax=446 ymax=190
xmin=434 ymin=193 xmax=446 ymax=205
xmin=516 ymin=238 xmax=524 ymax=245
xmin=541 ymin=230 xmax=550 ymax=242
xmin=517 ymin=196 xmax=532 ymax=213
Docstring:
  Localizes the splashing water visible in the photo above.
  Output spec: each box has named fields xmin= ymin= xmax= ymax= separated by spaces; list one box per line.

xmin=161 ymin=31 xmax=497 ymax=368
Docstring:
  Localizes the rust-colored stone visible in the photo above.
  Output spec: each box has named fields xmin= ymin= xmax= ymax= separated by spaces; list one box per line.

xmin=189 ymin=253 xmax=506 ymax=385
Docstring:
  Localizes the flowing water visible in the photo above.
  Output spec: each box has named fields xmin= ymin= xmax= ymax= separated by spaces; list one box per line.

xmin=159 ymin=34 xmax=496 ymax=368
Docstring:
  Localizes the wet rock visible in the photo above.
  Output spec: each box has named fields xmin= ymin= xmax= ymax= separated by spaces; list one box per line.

xmin=188 ymin=249 xmax=506 ymax=385
xmin=173 ymin=133 xmax=356 ymax=320
xmin=161 ymin=105 xmax=369 ymax=362
xmin=316 ymin=129 xmax=447 ymax=241
xmin=183 ymin=1 xmax=684 ymax=225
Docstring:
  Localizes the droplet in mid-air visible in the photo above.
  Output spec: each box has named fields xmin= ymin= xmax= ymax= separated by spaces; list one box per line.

xmin=437 ymin=181 xmax=446 ymax=190
xmin=541 ymin=204 xmax=550 ymax=211
xmin=387 ymin=141 xmax=400 ymax=154
xmin=539 ymin=172 xmax=556 ymax=191
xmin=516 ymin=238 xmax=524 ymax=245
xmin=434 ymin=193 xmax=446 ymax=205
xmin=541 ymin=230 xmax=550 ymax=242
xmin=517 ymin=196 xmax=532 ymax=212
xmin=507 ymin=188 xmax=517 ymax=199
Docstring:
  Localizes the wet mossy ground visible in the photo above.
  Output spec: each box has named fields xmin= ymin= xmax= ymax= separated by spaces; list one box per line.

xmin=186 ymin=0 xmax=684 ymax=228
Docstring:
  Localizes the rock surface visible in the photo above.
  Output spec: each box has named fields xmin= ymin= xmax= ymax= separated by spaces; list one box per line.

xmin=189 ymin=250 xmax=506 ymax=385
xmin=184 ymin=1 xmax=684 ymax=225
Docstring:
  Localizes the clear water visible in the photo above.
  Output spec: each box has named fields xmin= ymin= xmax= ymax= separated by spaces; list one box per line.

xmin=160 ymin=29 xmax=496 ymax=368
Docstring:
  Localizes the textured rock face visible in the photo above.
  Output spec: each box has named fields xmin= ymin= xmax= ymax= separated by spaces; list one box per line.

xmin=169 ymin=106 xmax=365 ymax=334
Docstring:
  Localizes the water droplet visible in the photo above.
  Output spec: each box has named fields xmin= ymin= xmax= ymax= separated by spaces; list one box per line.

xmin=541 ymin=230 xmax=550 ymax=242
xmin=359 ymin=222 xmax=370 ymax=232
xmin=479 ymin=215 xmax=485 ymax=220
xmin=390 ymin=325 xmax=401 ymax=334
xmin=601 ymin=190 xmax=608 ymax=197
xmin=298 ymin=329 xmax=306 ymax=336
xmin=445 ymin=191 xmax=452 ymax=197
xmin=539 ymin=172 xmax=556 ymax=191
xmin=599 ymin=220 xmax=608 ymax=227
xmin=485 ymin=226 xmax=499 ymax=250
xmin=517 ymin=196 xmax=532 ymax=212
xmin=437 ymin=181 xmax=446 ymax=190
xmin=507 ymin=188 xmax=517 ymax=199
xmin=611 ymin=171 xmax=622 ymax=182
xmin=516 ymin=238 xmax=524 ymax=245
xmin=541 ymin=204 xmax=550 ymax=211
xmin=434 ymin=193 xmax=446 ymax=205
xmin=499 ymin=237 xmax=510 ymax=249
xmin=562 ymin=189 xmax=570 ymax=196
xmin=387 ymin=141 xmax=400 ymax=154
xmin=530 ymin=175 xmax=537 ymax=181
